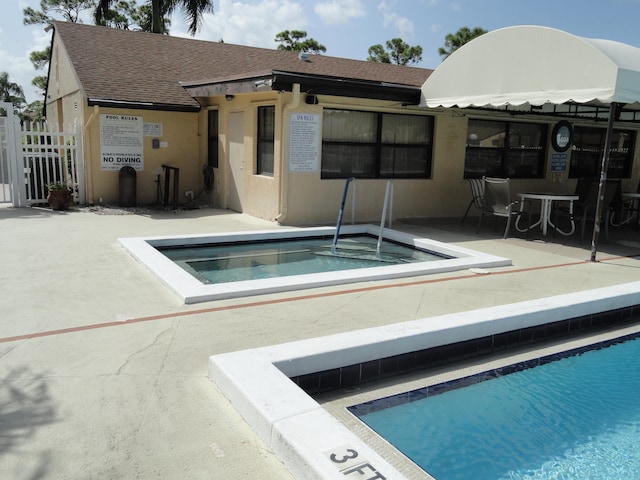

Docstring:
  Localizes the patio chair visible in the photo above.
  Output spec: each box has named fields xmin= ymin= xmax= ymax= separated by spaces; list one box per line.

xmin=558 ymin=179 xmax=620 ymax=242
xmin=579 ymin=179 xmax=621 ymax=242
xmin=552 ymin=178 xmax=598 ymax=237
xmin=461 ymin=178 xmax=485 ymax=224
xmin=476 ymin=177 xmax=521 ymax=239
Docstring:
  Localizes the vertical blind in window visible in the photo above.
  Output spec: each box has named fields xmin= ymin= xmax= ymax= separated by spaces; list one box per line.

xmin=321 ymin=109 xmax=433 ymax=179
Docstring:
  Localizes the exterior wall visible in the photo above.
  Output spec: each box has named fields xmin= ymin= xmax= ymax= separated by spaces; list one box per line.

xmin=278 ymin=98 xmax=447 ymax=225
xmin=82 ymin=107 xmax=201 ymax=206
xmin=202 ymin=92 xmax=283 ymax=220
xmin=47 ymin=37 xmax=81 ymax=102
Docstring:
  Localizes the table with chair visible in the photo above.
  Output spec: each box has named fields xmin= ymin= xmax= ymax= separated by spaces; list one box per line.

xmin=470 ymin=176 xmax=623 ymax=241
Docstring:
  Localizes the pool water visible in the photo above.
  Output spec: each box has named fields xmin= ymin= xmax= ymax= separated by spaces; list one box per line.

xmin=351 ymin=335 xmax=640 ymax=480
xmin=158 ymin=234 xmax=448 ymax=284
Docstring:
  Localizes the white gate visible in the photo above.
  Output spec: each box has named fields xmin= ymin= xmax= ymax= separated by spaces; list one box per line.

xmin=0 ymin=101 xmax=84 ymax=207
xmin=0 ymin=109 xmax=18 ymax=204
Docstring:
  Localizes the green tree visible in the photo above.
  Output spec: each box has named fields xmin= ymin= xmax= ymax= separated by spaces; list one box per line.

xmin=25 ymin=100 xmax=46 ymax=122
xmin=94 ymin=0 xmax=161 ymax=31
xmin=438 ymin=26 xmax=487 ymax=59
xmin=29 ymin=48 xmax=51 ymax=97
xmin=367 ymin=38 xmax=422 ymax=66
xmin=96 ymin=0 xmax=213 ymax=35
xmin=23 ymin=0 xmax=95 ymax=27
xmin=275 ymin=30 xmax=326 ymax=54
xmin=0 ymin=71 xmax=27 ymax=116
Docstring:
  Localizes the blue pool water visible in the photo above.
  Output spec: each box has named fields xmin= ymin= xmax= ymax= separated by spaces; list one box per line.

xmin=158 ymin=234 xmax=447 ymax=284
xmin=351 ymin=335 xmax=640 ymax=480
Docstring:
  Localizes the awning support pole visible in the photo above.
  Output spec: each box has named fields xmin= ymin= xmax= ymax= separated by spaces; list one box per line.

xmin=590 ymin=102 xmax=620 ymax=262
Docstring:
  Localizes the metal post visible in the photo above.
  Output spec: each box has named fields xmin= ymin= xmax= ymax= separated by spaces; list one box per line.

xmin=590 ymin=102 xmax=619 ymax=262
xmin=376 ymin=180 xmax=393 ymax=258
xmin=332 ymin=177 xmax=355 ymax=254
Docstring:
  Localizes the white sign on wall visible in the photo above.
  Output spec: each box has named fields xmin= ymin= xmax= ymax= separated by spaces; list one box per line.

xmin=289 ymin=113 xmax=320 ymax=172
xmin=143 ymin=122 xmax=162 ymax=137
xmin=100 ymin=114 xmax=144 ymax=171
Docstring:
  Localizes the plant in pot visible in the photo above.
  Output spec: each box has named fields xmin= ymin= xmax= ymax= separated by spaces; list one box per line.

xmin=47 ymin=181 xmax=74 ymax=210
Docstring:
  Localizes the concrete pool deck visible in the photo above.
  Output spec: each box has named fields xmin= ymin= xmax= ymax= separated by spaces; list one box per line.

xmin=2 ymin=203 xmax=640 ymax=479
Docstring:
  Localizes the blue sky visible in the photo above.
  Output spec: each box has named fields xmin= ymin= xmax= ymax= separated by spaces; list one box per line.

xmin=4 ymin=0 xmax=640 ymax=104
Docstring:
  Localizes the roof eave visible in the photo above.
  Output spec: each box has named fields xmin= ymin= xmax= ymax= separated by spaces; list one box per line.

xmin=181 ymin=70 xmax=422 ymax=104
xmin=272 ymin=71 xmax=421 ymax=104
xmin=87 ymin=98 xmax=200 ymax=112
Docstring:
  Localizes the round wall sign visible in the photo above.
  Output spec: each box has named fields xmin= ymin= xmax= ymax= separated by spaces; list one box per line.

xmin=552 ymin=121 xmax=573 ymax=152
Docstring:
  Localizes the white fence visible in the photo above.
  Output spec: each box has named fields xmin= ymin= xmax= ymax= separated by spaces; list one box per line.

xmin=0 ymin=102 xmax=84 ymax=207
xmin=0 ymin=116 xmax=12 ymax=203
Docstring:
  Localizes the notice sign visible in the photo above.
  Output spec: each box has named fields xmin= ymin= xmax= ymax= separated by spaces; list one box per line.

xmin=100 ymin=114 xmax=144 ymax=171
xmin=551 ymin=153 xmax=568 ymax=172
xmin=289 ymin=113 xmax=320 ymax=172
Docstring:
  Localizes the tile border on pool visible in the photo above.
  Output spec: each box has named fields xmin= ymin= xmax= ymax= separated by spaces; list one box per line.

xmin=118 ymin=224 xmax=511 ymax=304
xmin=347 ymin=329 xmax=640 ymax=418
xmin=208 ymin=281 xmax=640 ymax=480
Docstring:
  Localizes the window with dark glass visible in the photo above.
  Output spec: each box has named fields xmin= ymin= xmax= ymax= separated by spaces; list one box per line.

xmin=569 ymin=126 xmax=635 ymax=179
xmin=464 ymin=119 xmax=546 ymax=178
xmin=207 ymin=110 xmax=219 ymax=168
xmin=321 ymin=109 xmax=433 ymax=179
xmin=257 ymin=106 xmax=275 ymax=176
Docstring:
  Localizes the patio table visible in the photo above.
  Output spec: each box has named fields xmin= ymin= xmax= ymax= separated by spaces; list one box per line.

xmin=515 ymin=192 xmax=579 ymax=236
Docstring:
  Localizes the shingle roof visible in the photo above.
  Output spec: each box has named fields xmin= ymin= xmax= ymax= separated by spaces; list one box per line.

xmin=53 ymin=21 xmax=432 ymax=110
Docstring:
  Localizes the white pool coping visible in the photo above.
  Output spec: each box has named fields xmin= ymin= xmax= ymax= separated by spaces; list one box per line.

xmin=208 ymin=281 xmax=640 ymax=480
xmin=118 ymin=224 xmax=512 ymax=304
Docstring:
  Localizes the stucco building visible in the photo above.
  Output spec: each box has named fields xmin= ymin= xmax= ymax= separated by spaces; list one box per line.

xmin=46 ymin=22 xmax=640 ymax=225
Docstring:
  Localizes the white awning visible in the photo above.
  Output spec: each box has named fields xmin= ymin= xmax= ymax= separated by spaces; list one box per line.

xmin=420 ymin=26 xmax=640 ymax=109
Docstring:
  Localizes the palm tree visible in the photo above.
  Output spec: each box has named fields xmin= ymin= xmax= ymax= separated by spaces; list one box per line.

xmin=0 ymin=72 xmax=26 ymax=106
xmin=96 ymin=0 xmax=213 ymax=35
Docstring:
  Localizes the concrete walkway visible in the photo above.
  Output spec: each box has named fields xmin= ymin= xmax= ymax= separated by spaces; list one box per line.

xmin=1 ymin=204 xmax=639 ymax=479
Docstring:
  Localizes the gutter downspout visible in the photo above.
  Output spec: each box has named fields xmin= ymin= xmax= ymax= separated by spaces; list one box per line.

xmin=83 ymin=104 xmax=99 ymax=204
xmin=276 ymin=83 xmax=301 ymax=223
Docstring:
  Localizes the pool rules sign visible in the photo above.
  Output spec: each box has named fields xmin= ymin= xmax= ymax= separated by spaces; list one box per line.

xmin=100 ymin=114 xmax=144 ymax=171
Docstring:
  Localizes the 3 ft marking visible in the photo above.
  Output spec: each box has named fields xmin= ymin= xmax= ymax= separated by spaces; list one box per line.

xmin=325 ymin=445 xmax=387 ymax=479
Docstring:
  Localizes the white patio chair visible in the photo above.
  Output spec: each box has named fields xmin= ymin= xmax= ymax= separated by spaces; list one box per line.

xmin=461 ymin=178 xmax=485 ymax=224
xmin=476 ymin=177 xmax=521 ymax=239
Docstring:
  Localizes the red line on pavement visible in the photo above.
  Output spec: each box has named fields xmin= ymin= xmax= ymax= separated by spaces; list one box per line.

xmin=0 ymin=256 xmax=630 ymax=344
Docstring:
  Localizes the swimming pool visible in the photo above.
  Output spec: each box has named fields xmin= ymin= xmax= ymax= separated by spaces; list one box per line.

xmin=119 ymin=224 xmax=511 ymax=303
xmin=208 ymin=282 xmax=640 ymax=480
xmin=351 ymin=333 xmax=640 ymax=480
xmin=158 ymin=234 xmax=449 ymax=284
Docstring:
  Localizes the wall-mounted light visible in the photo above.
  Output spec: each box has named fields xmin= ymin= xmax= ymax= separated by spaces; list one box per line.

xmin=225 ymin=94 xmax=234 ymax=101
xmin=254 ymin=79 xmax=272 ymax=91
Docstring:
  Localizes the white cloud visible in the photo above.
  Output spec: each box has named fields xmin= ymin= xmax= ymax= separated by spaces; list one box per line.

xmin=0 ymin=21 xmax=51 ymax=102
xmin=172 ymin=0 xmax=307 ymax=49
xmin=314 ymin=0 xmax=367 ymax=25
xmin=377 ymin=1 xmax=415 ymax=39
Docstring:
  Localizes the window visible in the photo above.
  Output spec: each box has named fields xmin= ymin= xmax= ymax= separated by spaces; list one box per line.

xmin=464 ymin=119 xmax=546 ymax=178
xmin=321 ymin=109 xmax=433 ymax=179
xmin=207 ymin=110 xmax=219 ymax=168
xmin=569 ymin=126 xmax=635 ymax=179
xmin=257 ymin=106 xmax=275 ymax=176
